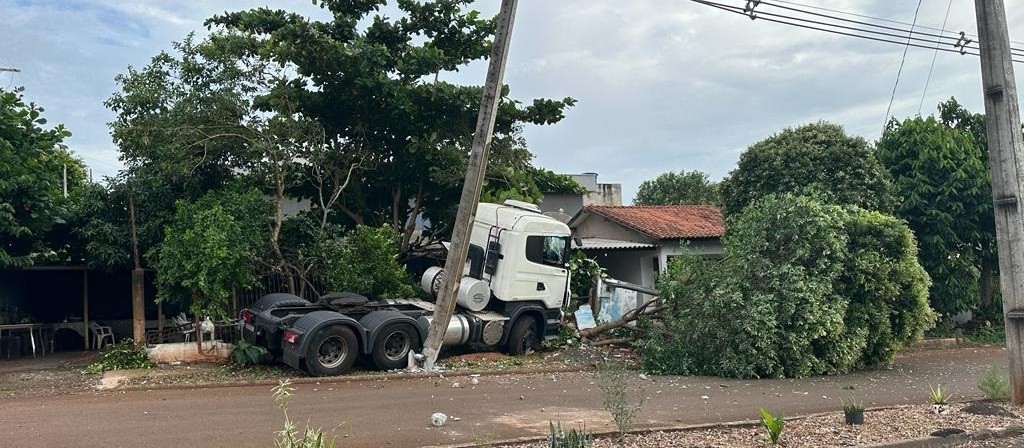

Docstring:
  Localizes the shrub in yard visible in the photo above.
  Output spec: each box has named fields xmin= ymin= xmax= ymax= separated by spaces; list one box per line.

xmin=83 ymin=339 xmax=154 ymax=374
xmin=547 ymin=421 xmax=593 ymax=448
xmin=231 ymin=340 xmax=268 ymax=366
xmin=638 ymin=194 xmax=933 ymax=378
xmin=978 ymin=365 xmax=1010 ymax=402
xmin=273 ymin=380 xmax=339 ymax=448
xmin=596 ymin=361 xmax=645 ymax=436
xmin=759 ymin=408 xmax=785 ymax=446
xmin=323 ymin=224 xmax=415 ymax=299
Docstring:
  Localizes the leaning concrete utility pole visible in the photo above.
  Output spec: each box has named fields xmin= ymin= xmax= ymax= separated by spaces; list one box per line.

xmin=420 ymin=0 xmax=519 ymax=371
xmin=974 ymin=0 xmax=1024 ymax=405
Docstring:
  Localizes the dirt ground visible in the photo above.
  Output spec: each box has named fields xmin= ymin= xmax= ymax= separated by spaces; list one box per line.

xmin=0 ymin=346 xmax=1012 ymax=448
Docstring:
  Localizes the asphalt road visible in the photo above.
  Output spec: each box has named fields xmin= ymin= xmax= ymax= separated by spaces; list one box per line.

xmin=0 ymin=346 xmax=1006 ymax=448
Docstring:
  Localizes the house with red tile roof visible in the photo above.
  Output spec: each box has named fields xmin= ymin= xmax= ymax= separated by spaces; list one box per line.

xmin=568 ymin=205 xmax=725 ymax=295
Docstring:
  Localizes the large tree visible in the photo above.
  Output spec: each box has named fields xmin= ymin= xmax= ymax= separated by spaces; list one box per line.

xmin=876 ymin=115 xmax=990 ymax=315
xmin=634 ymin=170 xmax=720 ymax=205
xmin=0 ymin=87 xmax=86 ymax=268
xmin=203 ymin=0 xmax=574 ymax=242
xmin=719 ymin=121 xmax=896 ymax=217
xmin=937 ymin=98 xmax=999 ymax=310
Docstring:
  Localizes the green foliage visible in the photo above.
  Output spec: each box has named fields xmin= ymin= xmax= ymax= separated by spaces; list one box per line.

xmin=877 ymin=115 xmax=992 ymax=315
xmin=534 ymin=169 xmax=587 ymax=196
xmin=203 ymin=2 xmax=575 ymax=245
xmin=634 ymin=170 xmax=721 ymax=205
xmin=542 ymin=325 xmax=582 ymax=350
xmin=596 ymin=361 xmax=645 ymax=436
xmin=719 ymin=121 xmax=895 ymax=217
xmin=547 ymin=421 xmax=593 ymax=448
xmin=153 ymin=187 xmax=269 ymax=320
xmin=639 ymin=194 xmax=934 ymax=378
xmin=929 ymin=384 xmax=950 ymax=405
xmin=324 ymin=224 xmax=415 ymax=299
xmin=841 ymin=397 xmax=864 ymax=413
xmin=978 ymin=365 xmax=1010 ymax=402
xmin=232 ymin=340 xmax=269 ymax=366
xmin=964 ymin=326 xmax=1006 ymax=346
xmin=0 ymin=87 xmax=86 ymax=268
xmin=568 ymin=251 xmax=605 ymax=301
xmin=273 ymin=380 xmax=338 ymax=448
xmin=758 ymin=408 xmax=784 ymax=446
xmin=83 ymin=339 xmax=155 ymax=374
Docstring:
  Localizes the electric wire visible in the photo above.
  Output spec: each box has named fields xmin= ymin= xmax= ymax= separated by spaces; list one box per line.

xmin=689 ymin=0 xmax=1024 ymax=63
xmin=883 ymin=0 xmax=924 ymax=132
xmin=919 ymin=0 xmax=955 ymax=115
xmin=770 ymin=0 xmax=1024 ymax=47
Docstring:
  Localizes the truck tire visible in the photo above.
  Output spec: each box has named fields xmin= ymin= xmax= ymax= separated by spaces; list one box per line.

xmin=304 ymin=325 xmax=359 ymax=376
xmin=371 ymin=323 xmax=420 ymax=371
xmin=506 ymin=316 xmax=540 ymax=356
xmin=252 ymin=293 xmax=310 ymax=312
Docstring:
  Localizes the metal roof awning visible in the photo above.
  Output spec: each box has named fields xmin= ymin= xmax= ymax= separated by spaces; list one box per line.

xmin=573 ymin=238 xmax=657 ymax=250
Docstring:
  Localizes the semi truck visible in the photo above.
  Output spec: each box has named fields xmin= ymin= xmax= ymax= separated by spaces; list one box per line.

xmin=240 ymin=200 xmax=572 ymax=376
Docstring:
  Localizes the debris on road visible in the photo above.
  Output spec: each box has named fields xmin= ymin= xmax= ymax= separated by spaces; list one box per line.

xmin=430 ymin=412 xmax=447 ymax=427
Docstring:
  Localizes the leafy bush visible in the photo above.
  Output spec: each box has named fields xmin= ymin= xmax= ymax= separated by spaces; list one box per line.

xmin=596 ymin=361 xmax=645 ymax=436
xmin=323 ymin=224 xmax=415 ymax=299
xmin=273 ymin=380 xmax=339 ymax=448
xmin=83 ymin=339 xmax=154 ymax=374
xmin=719 ymin=121 xmax=896 ymax=217
xmin=568 ymin=251 xmax=604 ymax=300
xmin=547 ymin=421 xmax=592 ymax=448
xmin=232 ymin=340 xmax=268 ymax=366
xmin=759 ymin=408 xmax=784 ymax=446
xmin=638 ymin=195 xmax=934 ymax=378
xmin=978 ymin=365 xmax=1010 ymax=402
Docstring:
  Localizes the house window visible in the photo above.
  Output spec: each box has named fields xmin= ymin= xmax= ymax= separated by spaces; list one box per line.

xmin=526 ymin=236 xmax=569 ymax=267
xmin=652 ymin=256 xmax=660 ymax=273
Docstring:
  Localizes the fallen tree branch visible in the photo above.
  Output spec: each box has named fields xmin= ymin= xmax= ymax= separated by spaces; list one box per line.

xmin=579 ymin=297 xmax=662 ymax=340
xmin=590 ymin=337 xmax=636 ymax=346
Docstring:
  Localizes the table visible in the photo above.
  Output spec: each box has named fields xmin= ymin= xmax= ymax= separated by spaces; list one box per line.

xmin=0 ymin=324 xmax=48 ymax=358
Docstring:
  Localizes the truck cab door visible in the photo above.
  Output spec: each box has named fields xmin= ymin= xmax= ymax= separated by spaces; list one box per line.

xmin=512 ymin=235 xmax=570 ymax=309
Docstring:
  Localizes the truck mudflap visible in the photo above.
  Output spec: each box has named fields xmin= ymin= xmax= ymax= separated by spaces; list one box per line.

xmin=281 ymin=310 xmax=365 ymax=372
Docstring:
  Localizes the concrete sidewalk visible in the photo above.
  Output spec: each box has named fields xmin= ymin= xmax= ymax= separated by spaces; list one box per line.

xmin=0 ymin=346 xmax=1007 ymax=448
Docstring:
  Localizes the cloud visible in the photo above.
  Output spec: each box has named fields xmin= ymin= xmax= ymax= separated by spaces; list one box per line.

xmin=2 ymin=0 xmax=1022 ymax=203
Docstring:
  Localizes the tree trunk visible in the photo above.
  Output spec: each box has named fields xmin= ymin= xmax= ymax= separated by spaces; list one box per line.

xmin=981 ymin=257 xmax=995 ymax=309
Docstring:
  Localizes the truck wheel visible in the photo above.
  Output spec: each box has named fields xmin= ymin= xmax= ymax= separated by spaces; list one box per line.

xmin=506 ymin=316 xmax=540 ymax=356
xmin=372 ymin=323 xmax=420 ymax=371
xmin=305 ymin=325 xmax=359 ymax=377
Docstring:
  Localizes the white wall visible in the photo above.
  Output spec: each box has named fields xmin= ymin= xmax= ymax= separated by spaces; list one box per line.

xmin=657 ymin=238 xmax=724 ymax=273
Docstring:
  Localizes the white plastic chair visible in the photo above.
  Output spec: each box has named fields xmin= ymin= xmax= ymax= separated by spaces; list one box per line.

xmin=173 ymin=314 xmax=195 ymax=342
xmin=89 ymin=322 xmax=114 ymax=350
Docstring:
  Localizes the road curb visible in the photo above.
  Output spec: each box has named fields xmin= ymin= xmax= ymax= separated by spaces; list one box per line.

xmin=112 ymin=364 xmax=594 ymax=393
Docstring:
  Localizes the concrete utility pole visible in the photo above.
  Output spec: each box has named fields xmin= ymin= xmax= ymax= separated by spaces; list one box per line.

xmin=419 ymin=0 xmax=519 ymax=371
xmin=974 ymin=0 xmax=1024 ymax=405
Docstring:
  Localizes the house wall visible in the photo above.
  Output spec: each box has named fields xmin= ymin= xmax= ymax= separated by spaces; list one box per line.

xmin=587 ymin=249 xmax=658 ymax=288
xmin=539 ymin=193 xmax=584 ymax=217
xmin=572 ymin=214 xmax=655 ymax=243
xmin=657 ymin=238 xmax=725 ymax=271
xmin=585 ymin=183 xmax=622 ymax=207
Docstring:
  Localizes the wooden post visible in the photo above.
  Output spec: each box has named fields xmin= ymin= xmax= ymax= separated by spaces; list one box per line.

xmin=974 ymin=0 xmax=1024 ymax=405
xmin=420 ymin=0 xmax=520 ymax=371
xmin=129 ymin=196 xmax=145 ymax=347
xmin=82 ymin=270 xmax=89 ymax=351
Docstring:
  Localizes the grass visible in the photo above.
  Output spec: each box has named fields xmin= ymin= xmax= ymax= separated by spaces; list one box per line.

xmin=978 ymin=365 xmax=1010 ymax=402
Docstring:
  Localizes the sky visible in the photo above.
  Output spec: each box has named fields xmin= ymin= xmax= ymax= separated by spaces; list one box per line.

xmin=2 ymin=0 xmax=1023 ymax=203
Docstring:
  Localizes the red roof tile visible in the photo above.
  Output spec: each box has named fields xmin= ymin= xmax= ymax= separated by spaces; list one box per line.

xmin=582 ymin=205 xmax=725 ymax=239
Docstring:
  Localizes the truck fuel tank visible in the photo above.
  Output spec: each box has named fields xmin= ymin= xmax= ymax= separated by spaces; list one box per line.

xmin=416 ymin=315 xmax=471 ymax=347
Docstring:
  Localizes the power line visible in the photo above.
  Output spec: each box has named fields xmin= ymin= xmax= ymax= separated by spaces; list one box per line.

xmin=919 ymin=0 xmax=954 ymax=115
xmin=770 ymin=0 xmax=1024 ymax=47
xmin=883 ymin=0 xmax=924 ymax=133
xmin=688 ymin=0 xmax=1024 ymax=63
